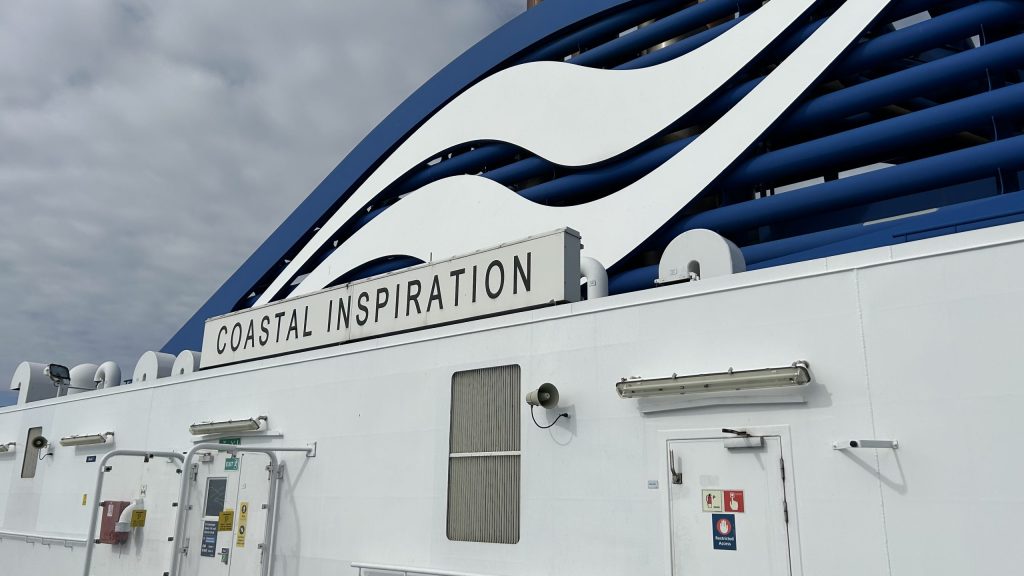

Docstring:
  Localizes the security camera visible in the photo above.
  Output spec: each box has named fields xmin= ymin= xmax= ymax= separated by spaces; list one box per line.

xmin=31 ymin=436 xmax=49 ymax=450
xmin=526 ymin=383 xmax=559 ymax=408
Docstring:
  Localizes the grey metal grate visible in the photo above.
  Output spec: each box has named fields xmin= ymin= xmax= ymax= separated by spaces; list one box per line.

xmin=447 ymin=365 xmax=521 ymax=544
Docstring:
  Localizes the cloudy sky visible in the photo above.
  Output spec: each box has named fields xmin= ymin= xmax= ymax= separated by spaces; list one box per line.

xmin=0 ymin=0 xmax=524 ymax=406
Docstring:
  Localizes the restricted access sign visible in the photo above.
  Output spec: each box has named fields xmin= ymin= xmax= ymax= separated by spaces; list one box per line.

xmin=712 ymin=513 xmax=737 ymax=550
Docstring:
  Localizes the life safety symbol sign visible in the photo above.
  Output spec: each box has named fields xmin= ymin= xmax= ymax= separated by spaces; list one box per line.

xmin=702 ymin=490 xmax=724 ymax=512
xmin=724 ymin=490 xmax=745 ymax=513
xmin=712 ymin=513 xmax=737 ymax=550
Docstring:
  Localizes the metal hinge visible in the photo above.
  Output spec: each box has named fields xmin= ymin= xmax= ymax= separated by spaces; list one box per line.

xmin=190 ymin=464 xmax=199 ymax=483
xmin=780 ymin=458 xmax=786 ymax=482
xmin=783 ymin=499 xmax=789 ymax=523
xmin=182 ymin=537 xmax=190 ymax=556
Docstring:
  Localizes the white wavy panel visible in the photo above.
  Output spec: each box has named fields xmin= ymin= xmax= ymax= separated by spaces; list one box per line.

xmin=255 ymin=0 xmax=818 ymax=306
xmin=292 ymin=0 xmax=896 ymax=298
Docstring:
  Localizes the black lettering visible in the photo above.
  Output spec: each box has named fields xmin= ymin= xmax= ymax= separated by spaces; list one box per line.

xmin=471 ymin=265 xmax=478 ymax=303
xmin=406 ymin=280 xmax=422 ymax=316
xmin=244 ymin=320 xmax=256 ymax=349
xmin=375 ymin=288 xmax=389 ymax=322
xmin=427 ymin=275 xmax=443 ymax=311
xmin=394 ymin=283 xmax=401 ymax=319
xmin=337 ymin=296 xmax=352 ymax=330
xmin=230 ymin=323 xmax=242 ymax=352
xmin=485 ymin=260 xmax=504 ymax=299
xmin=287 ymin=310 xmax=300 ymax=341
xmin=274 ymin=311 xmax=286 ymax=342
xmin=217 ymin=326 xmax=228 ymax=354
xmin=449 ymin=268 xmax=465 ymax=306
xmin=356 ymin=292 xmax=370 ymax=325
xmin=302 ymin=306 xmax=312 ymax=337
xmin=326 ymin=299 xmax=333 ymax=333
xmin=259 ymin=316 xmax=270 ymax=346
xmin=513 ymin=252 xmax=531 ymax=294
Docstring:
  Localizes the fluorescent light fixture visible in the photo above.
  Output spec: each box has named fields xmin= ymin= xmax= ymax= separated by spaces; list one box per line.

xmin=0 ymin=442 xmax=15 ymax=453
xmin=59 ymin=432 xmax=114 ymax=447
xmin=189 ymin=416 xmax=268 ymax=436
xmin=616 ymin=361 xmax=810 ymax=399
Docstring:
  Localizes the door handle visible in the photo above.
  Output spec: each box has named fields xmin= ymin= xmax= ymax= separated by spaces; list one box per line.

xmin=669 ymin=449 xmax=682 ymax=485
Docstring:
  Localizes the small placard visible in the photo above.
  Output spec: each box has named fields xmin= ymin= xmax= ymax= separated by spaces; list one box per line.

xmin=130 ymin=509 xmax=147 ymax=528
xmin=724 ymin=490 xmax=745 ymax=513
xmin=712 ymin=514 xmax=737 ymax=550
xmin=236 ymin=501 xmax=249 ymax=548
xmin=647 ymin=480 xmax=659 ymax=490
xmin=218 ymin=509 xmax=234 ymax=531
xmin=86 ymin=455 xmax=97 ymax=463
xmin=219 ymin=438 xmax=241 ymax=446
xmin=225 ymin=457 xmax=239 ymax=471
xmin=702 ymin=490 xmax=724 ymax=512
xmin=201 ymin=521 xmax=218 ymax=557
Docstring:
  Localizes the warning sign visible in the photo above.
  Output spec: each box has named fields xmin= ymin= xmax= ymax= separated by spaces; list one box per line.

xmin=130 ymin=509 xmax=147 ymax=528
xmin=712 ymin=513 xmax=737 ymax=551
xmin=701 ymin=490 xmax=724 ymax=513
xmin=724 ymin=490 xmax=745 ymax=513
xmin=236 ymin=501 xmax=249 ymax=548
xmin=201 ymin=521 xmax=218 ymax=557
xmin=218 ymin=509 xmax=234 ymax=532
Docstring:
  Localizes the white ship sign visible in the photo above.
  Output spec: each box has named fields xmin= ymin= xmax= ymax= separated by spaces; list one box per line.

xmin=200 ymin=229 xmax=581 ymax=368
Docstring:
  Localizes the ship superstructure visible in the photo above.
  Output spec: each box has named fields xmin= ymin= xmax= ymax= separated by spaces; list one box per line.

xmin=3 ymin=1 xmax=1023 ymax=575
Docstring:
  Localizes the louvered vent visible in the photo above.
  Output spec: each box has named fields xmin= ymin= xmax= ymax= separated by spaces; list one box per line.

xmin=447 ymin=364 xmax=521 ymax=544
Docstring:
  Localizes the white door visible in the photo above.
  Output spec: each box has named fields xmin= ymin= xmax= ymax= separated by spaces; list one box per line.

xmin=182 ymin=451 xmax=272 ymax=576
xmin=668 ymin=435 xmax=791 ymax=575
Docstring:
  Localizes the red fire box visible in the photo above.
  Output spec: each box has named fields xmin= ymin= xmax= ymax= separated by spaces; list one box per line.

xmin=98 ymin=500 xmax=131 ymax=544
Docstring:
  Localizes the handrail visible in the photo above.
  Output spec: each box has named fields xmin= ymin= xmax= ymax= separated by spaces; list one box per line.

xmin=82 ymin=450 xmax=185 ymax=576
xmin=168 ymin=443 xmax=315 ymax=576
xmin=352 ymin=562 xmax=510 ymax=576
xmin=0 ymin=528 xmax=87 ymax=547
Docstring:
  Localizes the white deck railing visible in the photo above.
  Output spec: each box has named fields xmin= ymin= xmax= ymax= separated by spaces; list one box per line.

xmin=352 ymin=562 xmax=506 ymax=576
xmin=0 ymin=528 xmax=87 ymax=547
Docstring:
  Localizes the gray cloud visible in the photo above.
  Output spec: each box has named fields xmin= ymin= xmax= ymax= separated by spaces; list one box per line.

xmin=0 ymin=0 xmax=524 ymax=405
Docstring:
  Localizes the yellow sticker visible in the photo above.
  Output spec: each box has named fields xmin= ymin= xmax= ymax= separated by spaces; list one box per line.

xmin=82 ymin=494 xmax=88 ymax=506
xmin=236 ymin=501 xmax=249 ymax=547
xmin=218 ymin=509 xmax=234 ymax=532
xmin=130 ymin=509 xmax=147 ymax=528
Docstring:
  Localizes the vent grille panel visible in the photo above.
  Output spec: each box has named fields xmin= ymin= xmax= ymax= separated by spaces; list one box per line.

xmin=447 ymin=364 xmax=521 ymax=544
xmin=447 ymin=455 xmax=521 ymax=544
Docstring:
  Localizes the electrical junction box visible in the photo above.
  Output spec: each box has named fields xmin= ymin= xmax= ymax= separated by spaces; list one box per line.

xmin=98 ymin=500 xmax=131 ymax=544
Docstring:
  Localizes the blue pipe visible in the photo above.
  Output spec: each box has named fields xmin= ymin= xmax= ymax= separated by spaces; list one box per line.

xmin=572 ymin=0 xmax=762 ymax=67
xmin=520 ymin=0 xmax=683 ymax=63
xmin=672 ymin=133 xmax=1024 ymax=238
xmin=719 ymin=82 xmax=1024 ymax=191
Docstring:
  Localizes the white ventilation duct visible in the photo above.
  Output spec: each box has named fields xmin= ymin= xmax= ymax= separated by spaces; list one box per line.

xmin=132 ymin=351 xmax=175 ymax=384
xmin=93 ymin=362 xmax=122 ymax=389
xmin=10 ymin=361 xmax=57 ymax=404
xmin=580 ymin=256 xmax=608 ymax=299
xmin=172 ymin=351 xmax=202 ymax=377
xmin=657 ymin=229 xmax=745 ymax=285
xmin=67 ymin=364 xmax=100 ymax=395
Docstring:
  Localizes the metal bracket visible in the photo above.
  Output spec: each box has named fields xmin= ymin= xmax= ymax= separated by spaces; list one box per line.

xmin=832 ymin=439 xmax=899 ymax=450
xmin=669 ymin=449 xmax=682 ymax=485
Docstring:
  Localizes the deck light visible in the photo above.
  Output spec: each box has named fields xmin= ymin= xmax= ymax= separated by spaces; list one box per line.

xmin=59 ymin=432 xmax=114 ymax=447
xmin=0 ymin=442 xmax=15 ymax=453
xmin=616 ymin=361 xmax=810 ymax=398
xmin=189 ymin=416 xmax=268 ymax=436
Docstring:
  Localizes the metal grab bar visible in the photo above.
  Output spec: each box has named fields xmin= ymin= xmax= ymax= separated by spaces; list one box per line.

xmin=82 ymin=450 xmax=185 ymax=576
xmin=352 ymin=562 xmax=510 ymax=576
xmin=0 ymin=528 xmax=87 ymax=547
xmin=168 ymin=443 xmax=315 ymax=576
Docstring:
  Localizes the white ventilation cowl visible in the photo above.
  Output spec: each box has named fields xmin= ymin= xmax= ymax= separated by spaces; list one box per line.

xmin=657 ymin=229 xmax=745 ymax=285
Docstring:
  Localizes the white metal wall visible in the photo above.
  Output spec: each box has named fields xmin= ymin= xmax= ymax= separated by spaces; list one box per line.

xmin=1 ymin=223 xmax=1023 ymax=575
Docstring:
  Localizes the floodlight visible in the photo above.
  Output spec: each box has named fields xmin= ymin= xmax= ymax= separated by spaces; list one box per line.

xmin=189 ymin=416 xmax=268 ymax=436
xmin=59 ymin=432 xmax=114 ymax=447
xmin=616 ymin=362 xmax=810 ymax=398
